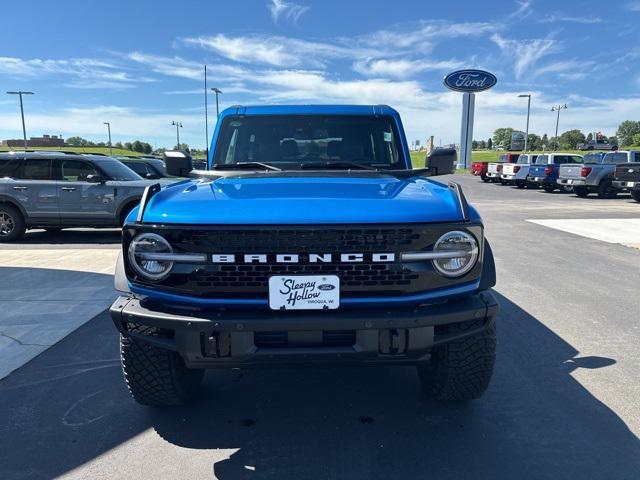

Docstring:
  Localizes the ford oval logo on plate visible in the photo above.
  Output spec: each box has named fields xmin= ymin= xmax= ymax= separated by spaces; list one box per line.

xmin=443 ymin=69 xmax=497 ymax=93
xmin=318 ymin=283 xmax=336 ymax=291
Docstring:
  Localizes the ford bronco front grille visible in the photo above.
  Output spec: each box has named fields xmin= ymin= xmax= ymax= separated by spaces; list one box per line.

xmin=124 ymin=224 xmax=484 ymax=299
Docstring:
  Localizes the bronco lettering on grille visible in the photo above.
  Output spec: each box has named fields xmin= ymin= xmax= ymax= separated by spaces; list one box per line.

xmin=211 ymin=253 xmax=396 ymax=264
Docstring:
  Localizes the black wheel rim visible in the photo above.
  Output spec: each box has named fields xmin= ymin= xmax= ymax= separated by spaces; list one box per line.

xmin=0 ymin=212 xmax=15 ymax=237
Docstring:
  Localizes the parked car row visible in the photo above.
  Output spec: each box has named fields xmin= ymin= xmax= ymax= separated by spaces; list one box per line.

xmin=0 ymin=150 xmax=181 ymax=242
xmin=471 ymin=151 xmax=640 ymax=201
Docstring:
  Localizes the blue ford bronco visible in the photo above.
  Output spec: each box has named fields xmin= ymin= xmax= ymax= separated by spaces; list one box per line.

xmin=110 ymin=105 xmax=498 ymax=406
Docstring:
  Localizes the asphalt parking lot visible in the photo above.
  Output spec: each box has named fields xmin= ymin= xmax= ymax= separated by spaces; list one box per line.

xmin=1 ymin=174 xmax=639 ymax=480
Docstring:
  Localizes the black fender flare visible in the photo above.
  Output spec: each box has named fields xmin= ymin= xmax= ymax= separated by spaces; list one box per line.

xmin=479 ymin=239 xmax=496 ymax=291
xmin=0 ymin=195 xmax=28 ymax=219
xmin=114 ymin=250 xmax=131 ymax=293
xmin=116 ymin=196 xmax=142 ymax=223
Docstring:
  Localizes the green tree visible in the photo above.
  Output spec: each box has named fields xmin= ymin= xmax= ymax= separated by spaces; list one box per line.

xmin=124 ymin=142 xmax=133 ymax=151
xmin=114 ymin=141 xmax=123 ymax=149
xmin=132 ymin=140 xmax=144 ymax=153
xmin=492 ymin=128 xmax=514 ymax=149
xmin=174 ymin=143 xmax=190 ymax=152
xmin=586 ymin=132 xmax=593 ymax=142
xmin=527 ymin=134 xmax=541 ymax=151
xmin=616 ymin=120 xmax=640 ymax=146
xmin=66 ymin=136 xmax=88 ymax=146
xmin=142 ymin=143 xmax=153 ymax=154
xmin=541 ymin=134 xmax=549 ymax=149
xmin=487 ymin=138 xmax=493 ymax=149
xmin=559 ymin=129 xmax=586 ymax=149
xmin=632 ymin=133 xmax=640 ymax=146
xmin=479 ymin=140 xmax=486 ymax=149
xmin=472 ymin=140 xmax=479 ymax=150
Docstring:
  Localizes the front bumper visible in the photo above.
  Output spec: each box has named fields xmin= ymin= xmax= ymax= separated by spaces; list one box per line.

xmin=530 ymin=176 xmax=555 ymax=185
xmin=486 ymin=172 xmax=500 ymax=178
xmin=110 ymin=290 xmax=499 ymax=368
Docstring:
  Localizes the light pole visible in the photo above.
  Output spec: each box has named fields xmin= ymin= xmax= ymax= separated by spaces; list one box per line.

xmin=6 ymin=91 xmax=34 ymax=151
xmin=518 ymin=94 xmax=531 ymax=152
xmin=103 ymin=122 xmax=112 ymax=156
xmin=171 ymin=121 xmax=183 ymax=150
xmin=204 ymin=65 xmax=209 ymax=160
xmin=211 ymin=88 xmax=222 ymax=118
xmin=551 ymin=104 xmax=567 ymax=151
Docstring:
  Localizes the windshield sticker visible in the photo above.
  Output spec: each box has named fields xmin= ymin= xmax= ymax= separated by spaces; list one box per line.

xmin=383 ymin=131 xmax=392 ymax=142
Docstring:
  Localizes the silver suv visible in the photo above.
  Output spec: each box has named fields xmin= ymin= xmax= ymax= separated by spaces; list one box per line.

xmin=0 ymin=151 xmax=168 ymax=241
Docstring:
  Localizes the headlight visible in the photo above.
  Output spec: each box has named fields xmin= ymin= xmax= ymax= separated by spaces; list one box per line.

xmin=128 ymin=233 xmax=174 ymax=281
xmin=432 ymin=231 xmax=479 ymax=277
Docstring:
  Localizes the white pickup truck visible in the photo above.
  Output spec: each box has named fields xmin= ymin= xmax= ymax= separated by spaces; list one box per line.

xmin=501 ymin=154 xmax=538 ymax=188
xmin=486 ymin=153 xmax=519 ymax=183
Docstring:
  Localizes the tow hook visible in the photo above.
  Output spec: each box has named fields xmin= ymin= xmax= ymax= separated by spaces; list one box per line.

xmin=379 ymin=328 xmax=408 ymax=355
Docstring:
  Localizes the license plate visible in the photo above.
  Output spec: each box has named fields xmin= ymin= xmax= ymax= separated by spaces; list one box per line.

xmin=567 ymin=179 xmax=573 ymax=185
xmin=269 ymin=275 xmax=340 ymax=310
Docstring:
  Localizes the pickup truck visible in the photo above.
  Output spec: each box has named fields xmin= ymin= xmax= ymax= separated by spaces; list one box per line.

xmin=577 ymin=138 xmax=618 ymax=151
xmin=471 ymin=161 xmax=489 ymax=181
xmin=109 ymin=105 xmax=499 ymax=407
xmin=486 ymin=153 xmax=519 ymax=183
xmin=501 ymin=153 xmax=538 ymax=188
xmin=558 ymin=151 xmax=639 ymax=198
xmin=613 ymin=159 xmax=640 ymax=202
xmin=528 ymin=153 xmax=583 ymax=192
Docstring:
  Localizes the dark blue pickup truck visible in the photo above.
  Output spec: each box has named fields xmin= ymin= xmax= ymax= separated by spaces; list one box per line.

xmin=528 ymin=152 xmax=583 ymax=192
xmin=109 ymin=105 xmax=498 ymax=407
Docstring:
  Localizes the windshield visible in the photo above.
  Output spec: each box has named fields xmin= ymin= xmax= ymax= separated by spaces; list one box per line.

xmin=583 ymin=153 xmax=602 ymax=164
xmin=96 ymin=159 xmax=143 ymax=181
xmin=534 ymin=155 xmax=548 ymax=165
xmin=603 ymin=152 xmax=628 ymax=164
xmin=213 ymin=115 xmax=404 ymax=169
xmin=517 ymin=154 xmax=536 ymax=164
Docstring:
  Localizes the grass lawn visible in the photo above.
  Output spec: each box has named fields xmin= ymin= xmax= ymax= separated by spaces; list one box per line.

xmin=0 ymin=146 xmax=144 ymax=156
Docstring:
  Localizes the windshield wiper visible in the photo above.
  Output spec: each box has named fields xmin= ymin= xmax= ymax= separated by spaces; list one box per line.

xmin=300 ymin=161 xmax=378 ymax=171
xmin=213 ymin=162 xmax=281 ymax=171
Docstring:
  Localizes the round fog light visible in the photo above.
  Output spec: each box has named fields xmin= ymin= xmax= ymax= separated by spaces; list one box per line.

xmin=432 ymin=231 xmax=478 ymax=277
xmin=128 ymin=233 xmax=174 ymax=281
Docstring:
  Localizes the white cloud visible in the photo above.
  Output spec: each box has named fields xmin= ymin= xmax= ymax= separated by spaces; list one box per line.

xmin=353 ymin=58 xmax=465 ymax=78
xmin=491 ymin=33 xmax=558 ymax=79
xmin=0 ymin=56 xmax=144 ymax=89
xmin=127 ymin=52 xmax=246 ymax=80
xmin=268 ymin=0 xmax=309 ymax=24
xmin=505 ymin=1 xmax=533 ymax=22
xmin=626 ymin=2 xmax=640 ymax=11
xmin=539 ymin=14 xmax=602 ymax=24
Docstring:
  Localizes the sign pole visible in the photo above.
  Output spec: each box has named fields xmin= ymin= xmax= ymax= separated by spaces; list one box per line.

xmin=459 ymin=92 xmax=475 ymax=169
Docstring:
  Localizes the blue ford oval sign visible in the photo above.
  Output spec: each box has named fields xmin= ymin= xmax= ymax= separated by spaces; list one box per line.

xmin=443 ymin=69 xmax=497 ymax=93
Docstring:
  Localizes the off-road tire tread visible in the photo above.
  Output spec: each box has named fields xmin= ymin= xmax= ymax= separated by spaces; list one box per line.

xmin=120 ymin=325 xmax=203 ymax=406
xmin=631 ymin=190 xmax=640 ymax=203
xmin=418 ymin=319 xmax=496 ymax=401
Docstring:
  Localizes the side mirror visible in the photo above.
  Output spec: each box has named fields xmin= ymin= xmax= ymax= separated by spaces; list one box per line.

xmin=426 ymin=148 xmax=457 ymax=176
xmin=86 ymin=174 xmax=106 ymax=183
xmin=164 ymin=150 xmax=193 ymax=177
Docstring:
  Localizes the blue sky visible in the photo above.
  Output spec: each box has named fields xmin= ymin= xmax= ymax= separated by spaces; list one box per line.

xmin=1 ymin=0 xmax=639 ymax=149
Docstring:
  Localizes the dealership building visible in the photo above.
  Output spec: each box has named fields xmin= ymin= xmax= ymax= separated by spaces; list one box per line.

xmin=1 ymin=134 xmax=65 ymax=148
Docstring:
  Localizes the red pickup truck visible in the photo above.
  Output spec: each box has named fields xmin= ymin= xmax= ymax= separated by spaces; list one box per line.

xmin=471 ymin=161 xmax=489 ymax=181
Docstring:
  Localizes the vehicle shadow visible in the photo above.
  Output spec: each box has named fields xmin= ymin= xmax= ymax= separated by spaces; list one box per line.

xmin=10 ymin=228 xmax=121 ymax=246
xmin=1 ymin=292 xmax=638 ymax=480
xmin=149 ymin=292 xmax=639 ymax=479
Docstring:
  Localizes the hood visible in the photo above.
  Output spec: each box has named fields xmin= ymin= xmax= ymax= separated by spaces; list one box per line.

xmin=141 ymin=173 xmax=465 ymax=224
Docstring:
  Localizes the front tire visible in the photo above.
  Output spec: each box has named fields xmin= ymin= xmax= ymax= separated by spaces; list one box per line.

xmin=417 ymin=319 xmax=496 ymax=401
xmin=516 ymin=180 xmax=526 ymax=189
xmin=120 ymin=326 xmax=204 ymax=406
xmin=543 ymin=184 xmax=555 ymax=193
xmin=0 ymin=204 xmax=26 ymax=242
xmin=631 ymin=190 xmax=640 ymax=203
xmin=481 ymin=175 xmax=490 ymax=183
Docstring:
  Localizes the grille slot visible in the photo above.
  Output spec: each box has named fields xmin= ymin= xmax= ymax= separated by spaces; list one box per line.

xmin=254 ymin=330 xmax=356 ymax=348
